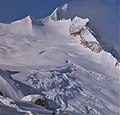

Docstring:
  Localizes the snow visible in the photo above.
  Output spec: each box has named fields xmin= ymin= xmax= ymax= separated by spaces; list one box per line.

xmin=0 ymin=96 xmax=34 ymax=115
xmin=69 ymin=16 xmax=89 ymax=34
xmin=21 ymin=94 xmax=45 ymax=102
xmin=50 ymin=0 xmax=119 ymax=60
xmin=0 ymin=69 xmax=23 ymax=99
xmin=0 ymin=16 xmax=33 ymax=36
xmin=69 ymin=16 xmax=98 ymax=42
xmin=0 ymin=2 xmax=119 ymax=114
xmin=49 ymin=3 xmax=69 ymax=21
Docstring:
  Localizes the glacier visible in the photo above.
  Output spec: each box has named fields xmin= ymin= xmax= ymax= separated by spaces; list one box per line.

xmin=0 ymin=1 xmax=119 ymax=115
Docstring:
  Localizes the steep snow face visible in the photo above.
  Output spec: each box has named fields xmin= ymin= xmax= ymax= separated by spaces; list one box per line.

xmin=0 ymin=17 xmax=118 ymax=66
xmin=0 ymin=16 xmax=33 ymax=36
xmin=49 ymin=3 xmax=69 ymax=21
xmin=0 ymin=15 xmax=119 ymax=115
xmin=50 ymin=0 xmax=119 ymax=59
xmin=0 ymin=15 xmax=119 ymax=66
xmin=0 ymin=19 xmax=71 ymax=66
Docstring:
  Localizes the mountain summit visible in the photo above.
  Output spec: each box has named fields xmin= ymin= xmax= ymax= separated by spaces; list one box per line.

xmin=49 ymin=0 xmax=119 ymax=62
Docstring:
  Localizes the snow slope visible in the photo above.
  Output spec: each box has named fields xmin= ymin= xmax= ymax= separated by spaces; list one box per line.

xmin=0 ymin=69 xmax=23 ymax=99
xmin=49 ymin=0 xmax=119 ymax=61
xmin=0 ymin=4 xmax=119 ymax=115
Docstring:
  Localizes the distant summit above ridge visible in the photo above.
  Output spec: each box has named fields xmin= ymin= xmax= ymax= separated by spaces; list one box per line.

xmin=48 ymin=0 xmax=119 ymax=62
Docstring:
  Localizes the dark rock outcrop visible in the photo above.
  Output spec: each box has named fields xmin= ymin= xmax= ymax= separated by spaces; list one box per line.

xmin=80 ymin=37 xmax=102 ymax=53
xmin=35 ymin=98 xmax=49 ymax=109
xmin=0 ymin=91 xmax=3 ymax=96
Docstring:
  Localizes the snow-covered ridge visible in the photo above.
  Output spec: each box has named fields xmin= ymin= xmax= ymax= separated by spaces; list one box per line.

xmin=0 ymin=15 xmax=119 ymax=66
xmin=48 ymin=0 xmax=119 ymax=62
xmin=0 ymin=16 xmax=44 ymax=36
xmin=0 ymin=16 xmax=33 ymax=36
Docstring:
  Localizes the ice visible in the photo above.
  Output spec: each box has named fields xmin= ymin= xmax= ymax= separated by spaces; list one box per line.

xmin=0 ymin=1 xmax=119 ymax=114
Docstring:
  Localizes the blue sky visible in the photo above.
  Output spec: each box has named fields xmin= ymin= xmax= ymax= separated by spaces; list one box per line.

xmin=0 ymin=0 xmax=119 ymax=23
xmin=0 ymin=0 xmax=73 ymax=23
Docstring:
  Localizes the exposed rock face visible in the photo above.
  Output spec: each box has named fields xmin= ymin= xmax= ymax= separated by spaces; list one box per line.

xmin=80 ymin=38 xmax=102 ymax=53
xmin=35 ymin=98 xmax=49 ymax=109
xmin=69 ymin=17 xmax=102 ymax=53
xmin=0 ymin=91 xmax=3 ymax=96
xmin=115 ymin=61 xmax=120 ymax=67
xmin=80 ymin=27 xmax=102 ymax=53
xmin=69 ymin=16 xmax=89 ymax=35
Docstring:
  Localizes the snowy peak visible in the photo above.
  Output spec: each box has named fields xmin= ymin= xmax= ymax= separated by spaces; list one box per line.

xmin=61 ymin=3 xmax=69 ymax=11
xmin=11 ymin=15 xmax=32 ymax=24
xmin=0 ymin=16 xmax=45 ymax=36
xmin=0 ymin=16 xmax=33 ymax=36
xmin=49 ymin=0 xmax=119 ymax=62
xmin=49 ymin=3 xmax=69 ymax=21
xmin=69 ymin=16 xmax=89 ymax=35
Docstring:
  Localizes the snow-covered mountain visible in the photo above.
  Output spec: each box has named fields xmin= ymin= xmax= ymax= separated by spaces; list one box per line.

xmin=0 ymin=1 xmax=119 ymax=115
xmin=48 ymin=0 xmax=120 ymax=62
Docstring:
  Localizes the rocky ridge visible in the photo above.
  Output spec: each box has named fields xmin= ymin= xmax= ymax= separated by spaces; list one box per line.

xmin=69 ymin=17 xmax=102 ymax=53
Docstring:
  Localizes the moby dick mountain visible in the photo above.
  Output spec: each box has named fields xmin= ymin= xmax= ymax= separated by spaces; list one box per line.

xmin=0 ymin=1 xmax=119 ymax=115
